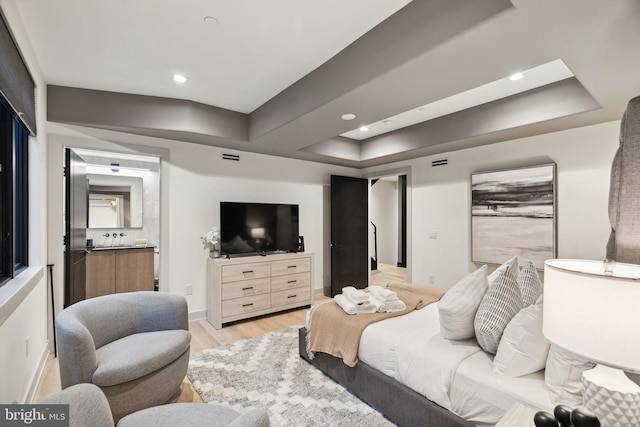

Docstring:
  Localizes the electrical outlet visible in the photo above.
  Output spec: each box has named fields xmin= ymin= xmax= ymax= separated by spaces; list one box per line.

xmin=185 ymin=284 xmax=193 ymax=295
xmin=428 ymin=274 xmax=435 ymax=284
xmin=25 ymin=336 xmax=29 ymax=357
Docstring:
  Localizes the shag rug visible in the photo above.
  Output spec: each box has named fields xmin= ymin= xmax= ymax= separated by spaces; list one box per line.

xmin=187 ymin=326 xmax=395 ymax=427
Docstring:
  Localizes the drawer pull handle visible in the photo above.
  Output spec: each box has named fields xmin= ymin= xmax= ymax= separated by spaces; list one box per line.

xmin=287 ymin=265 xmax=297 ymax=269
xmin=242 ymin=303 xmax=254 ymax=307
xmin=242 ymin=286 xmax=254 ymax=291
xmin=287 ymin=280 xmax=297 ymax=284
xmin=242 ymin=270 xmax=254 ymax=274
xmin=287 ymin=294 xmax=297 ymax=299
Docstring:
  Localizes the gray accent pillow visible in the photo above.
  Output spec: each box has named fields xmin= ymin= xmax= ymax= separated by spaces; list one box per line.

xmin=474 ymin=267 xmax=524 ymax=354
xmin=517 ymin=260 xmax=543 ymax=306
xmin=439 ymin=265 xmax=489 ymax=340
xmin=487 ymin=256 xmax=519 ymax=286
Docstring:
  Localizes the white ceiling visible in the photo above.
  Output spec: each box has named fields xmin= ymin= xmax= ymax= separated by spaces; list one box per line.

xmin=4 ymin=0 xmax=640 ymax=167
xmin=10 ymin=0 xmax=412 ymax=113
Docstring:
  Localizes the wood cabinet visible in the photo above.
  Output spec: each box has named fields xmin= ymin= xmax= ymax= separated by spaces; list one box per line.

xmin=207 ymin=252 xmax=314 ymax=329
xmin=86 ymin=247 xmax=155 ymax=298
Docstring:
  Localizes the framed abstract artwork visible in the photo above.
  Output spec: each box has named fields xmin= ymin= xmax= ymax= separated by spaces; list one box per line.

xmin=471 ymin=164 xmax=556 ymax=269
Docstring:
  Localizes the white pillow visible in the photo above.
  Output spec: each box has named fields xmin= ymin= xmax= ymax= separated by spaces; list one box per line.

xmin=488 ymin=256 xmax=519 ymax=286
xmin=474 ymin=267 xmax=523 ymax=354
xmin=545 ymin=344 xmax=596 ymax=406
xmin=517 ymin=261 xmax=543 ymax=306
xmin=439 ymin=265 xmax=489 ymax=340
xmin=493 ymin=295 xmax=549 ymax=377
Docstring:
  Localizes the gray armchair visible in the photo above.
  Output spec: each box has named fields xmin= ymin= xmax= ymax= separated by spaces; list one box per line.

xmin=55 ymin=291 xmax=191 ymax=422
xmin=40 ymin=383 xmax=270 ymax=427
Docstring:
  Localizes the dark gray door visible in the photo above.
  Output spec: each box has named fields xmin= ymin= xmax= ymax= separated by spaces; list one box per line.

xmin=64 ymin=148 xmax=88 ymax=307
xmin=330 ymin=175 xmax=368 ymax=297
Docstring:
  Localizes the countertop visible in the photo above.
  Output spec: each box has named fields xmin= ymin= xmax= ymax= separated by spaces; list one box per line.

xmin=88 ymin=245 xmax=156 ymax=251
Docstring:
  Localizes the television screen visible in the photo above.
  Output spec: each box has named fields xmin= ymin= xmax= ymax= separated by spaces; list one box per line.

xmin=220 ymin=202 xmax=299 ymax=256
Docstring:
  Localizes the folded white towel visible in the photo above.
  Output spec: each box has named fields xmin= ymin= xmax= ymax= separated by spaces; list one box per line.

xmin=369 ymin=293 xmax=406 ymax=313
xmin=368 ymin=285 xmax=398 ymax=303
xmin=334 ymin=294 xmax=377 ymax=315
xmin=342 ymin=286 xmax=369 ymax=303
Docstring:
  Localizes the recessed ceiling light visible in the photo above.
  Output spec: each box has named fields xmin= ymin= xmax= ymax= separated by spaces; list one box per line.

xmin=359 ymin=126 xmax=369 ymax=132
xmin=204 ymin=16 xmax=219 ymax=26
xmin=508 ymin=72 xmax=524 ymax=81
xmin=341 ymin=113 xmax=356 ymax=121
xmin=171 ymin=74 xmax=188 ymax=83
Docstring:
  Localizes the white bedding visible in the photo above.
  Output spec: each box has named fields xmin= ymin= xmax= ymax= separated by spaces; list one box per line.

xmin=358 ymin=302 xmax=553 ymax=426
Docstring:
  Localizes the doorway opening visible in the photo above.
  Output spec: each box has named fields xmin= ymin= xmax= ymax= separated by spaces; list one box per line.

xmin=64 ymin=148 xmax=161 ymax=306
xmin=368 ymin=171 xmax=409 ymax=285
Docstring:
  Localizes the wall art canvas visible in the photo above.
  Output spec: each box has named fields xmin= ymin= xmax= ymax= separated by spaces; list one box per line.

xmin=471 ymin=164 xmax=556 ymax=269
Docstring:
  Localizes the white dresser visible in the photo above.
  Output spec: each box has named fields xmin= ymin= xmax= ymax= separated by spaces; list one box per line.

xmin=207 ymin=252 xmax=314 ymax=329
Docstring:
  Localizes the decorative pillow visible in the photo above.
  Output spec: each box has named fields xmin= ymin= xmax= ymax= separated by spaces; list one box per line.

xmin=545 ymin=344 xmax=596 ymax=407
xmin=517 ymin=261 xmax=543 ymax=306
xmin=493 ymin=295 xmax=549 ymax=377
xmin=487 ymin=256 xmax=519 ymax=286
xmin=438 ymin=265 xmax=489 ymax=340
xmin=474 ymin=267 xmax=524 ymax=354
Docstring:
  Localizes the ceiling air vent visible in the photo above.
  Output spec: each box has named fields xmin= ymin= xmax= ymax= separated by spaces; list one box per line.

xmin=431 ymin=159 xmax=448 ymax=167
xmin=222 ymin=153 xmax=240 ymax=161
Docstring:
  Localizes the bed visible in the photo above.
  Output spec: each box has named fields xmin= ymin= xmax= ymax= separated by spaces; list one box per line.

xmin=298 ymin=259 xmax=576 ymax=427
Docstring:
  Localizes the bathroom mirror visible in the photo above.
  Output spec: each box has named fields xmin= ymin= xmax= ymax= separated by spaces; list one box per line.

xmin=88 ymin=174 xmax=143 ymax=229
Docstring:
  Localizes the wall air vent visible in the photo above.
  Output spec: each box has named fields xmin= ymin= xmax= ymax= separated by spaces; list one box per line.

xmin=222 ymin=153 xmax=240 ymax=161
xmin=431 ymin=159 xmax=448 ymax=167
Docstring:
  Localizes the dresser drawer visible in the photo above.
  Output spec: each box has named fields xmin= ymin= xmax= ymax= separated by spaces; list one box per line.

xmin=222 ymin=278 xmax=270 ymax=300
xmin=222 ymin=293 xmax=271 ymax=318
xmin=271 ymin=287 xmax=311 ymax=308
xmin=222 ymin=262 xmax=270 ymax=283
xmin=271 ymin=272 xmax=311 ymax=292
xmin=271 ymin=257 xmax=311 ymax=276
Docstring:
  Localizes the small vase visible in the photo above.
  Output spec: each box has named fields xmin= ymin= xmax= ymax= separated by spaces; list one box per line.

xmin=209 ymin=245 xmax=220 ymax=259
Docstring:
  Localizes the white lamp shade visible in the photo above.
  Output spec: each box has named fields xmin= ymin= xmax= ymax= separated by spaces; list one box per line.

xmin=543 ymin=259 xmax=640 ymax=372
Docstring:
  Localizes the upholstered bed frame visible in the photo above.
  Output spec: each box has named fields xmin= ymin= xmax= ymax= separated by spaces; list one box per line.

xmin=298 ymin=327 xmax=474 ymax=427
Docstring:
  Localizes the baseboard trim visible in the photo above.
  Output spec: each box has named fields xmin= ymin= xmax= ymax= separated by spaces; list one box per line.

xmin=27 ymin=340 xmax=51 ymax=403
xmin=188 ymin=309 xmax=207 ymax=323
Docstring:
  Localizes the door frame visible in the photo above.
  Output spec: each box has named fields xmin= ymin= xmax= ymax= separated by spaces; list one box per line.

xmin=363 ymin=166 xmax=412 ymax=282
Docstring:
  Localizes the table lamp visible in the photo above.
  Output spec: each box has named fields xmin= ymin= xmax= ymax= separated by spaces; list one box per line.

xmin=543 ymin=259 xmax=640 ymax=427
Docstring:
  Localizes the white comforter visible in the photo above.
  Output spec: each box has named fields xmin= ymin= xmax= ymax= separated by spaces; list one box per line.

xmin=358 ymin=302 xmax=552 ymax=426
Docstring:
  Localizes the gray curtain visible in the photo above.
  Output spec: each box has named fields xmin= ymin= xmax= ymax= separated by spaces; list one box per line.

xmin=606 ymin=96 xmax=640 ymax=263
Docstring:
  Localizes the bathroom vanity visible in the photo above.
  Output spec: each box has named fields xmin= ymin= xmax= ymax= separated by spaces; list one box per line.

xmin=85 ymin=246 xmax=155 ymax=298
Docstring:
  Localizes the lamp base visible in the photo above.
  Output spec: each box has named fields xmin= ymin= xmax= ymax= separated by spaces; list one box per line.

xmin=582 ymin=364 xmax=640 ymax=427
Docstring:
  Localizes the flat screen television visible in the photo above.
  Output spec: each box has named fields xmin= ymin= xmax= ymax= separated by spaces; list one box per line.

xmin=220 ymin=202 xmax=299 ymax=256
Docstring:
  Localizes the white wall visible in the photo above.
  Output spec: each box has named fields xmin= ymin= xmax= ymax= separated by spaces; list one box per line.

xmin=0 ymin=0 xmax=50 ymax=404
xmin=167 ymin=144 xmax=328 ymax=318
xmin=370 ymin=179 xmax=399 ymax=265
xmin=363 ymin=120 xmax=620 ymax=290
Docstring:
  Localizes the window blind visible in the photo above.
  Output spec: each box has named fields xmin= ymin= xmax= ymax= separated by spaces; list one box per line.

xmin=0 ymin=11 xmax=36 ymax=135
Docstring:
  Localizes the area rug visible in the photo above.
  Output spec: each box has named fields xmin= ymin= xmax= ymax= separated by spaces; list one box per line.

xmin=188 ymin=326 xmax=395 ymax=427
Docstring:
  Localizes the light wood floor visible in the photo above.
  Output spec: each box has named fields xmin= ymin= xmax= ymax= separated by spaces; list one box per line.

xmin=34 ymin=263 xmax=406 ymax=404
xmin=370 ymin=262 xmax=407 ymax=286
